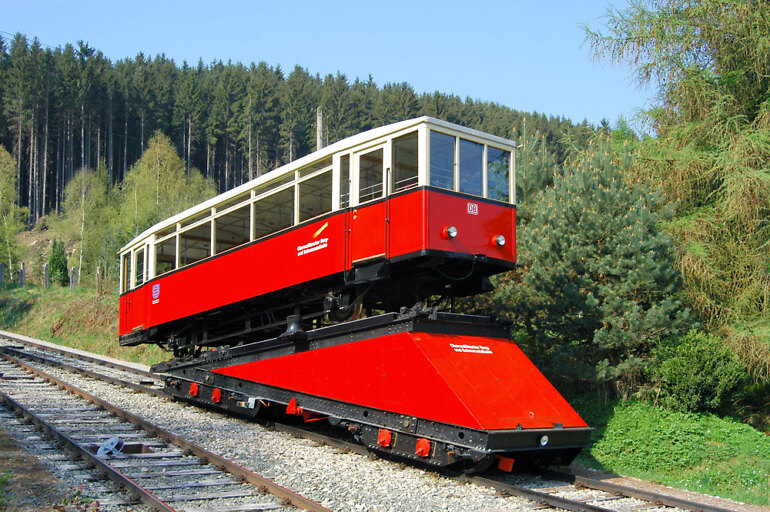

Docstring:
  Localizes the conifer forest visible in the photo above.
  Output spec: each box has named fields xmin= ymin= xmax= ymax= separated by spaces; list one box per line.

xmin=0 ymin=33 xmax=593 ymax=224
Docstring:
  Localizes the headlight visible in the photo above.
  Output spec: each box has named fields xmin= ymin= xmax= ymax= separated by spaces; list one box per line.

xmin=443 ymin=226 xmax=458 ymax=239
xmin=494 ymin=234 xmax=506 ymax=246
xmin=539 ymin=435 xmax=549 ymax=447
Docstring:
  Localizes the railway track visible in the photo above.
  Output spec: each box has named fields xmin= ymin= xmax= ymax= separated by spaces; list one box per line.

xmin=0 ymin=332 xmax=753 ymax=512
xmin=0 ymin=344 xmax=330 ymax=512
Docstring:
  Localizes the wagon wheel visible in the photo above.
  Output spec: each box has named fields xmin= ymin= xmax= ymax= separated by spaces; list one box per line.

xmin=328 ymin=299 xmax=363 ymax=323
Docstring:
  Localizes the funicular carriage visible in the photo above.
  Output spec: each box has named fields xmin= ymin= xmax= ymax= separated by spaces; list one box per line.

xmin=118 ymin=117 xmax=590 ymax=470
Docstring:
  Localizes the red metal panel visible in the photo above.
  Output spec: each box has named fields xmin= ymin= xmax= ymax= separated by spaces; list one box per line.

xmin=349 ymin=201 xmax=387 ymax=264
xmin=426 ymin=193 xmax=515 ymax=263
xmin=120 ymin=287 xmax=145 ymax=333
xmin=211 ymin=331 xmax=586 ymax=431
xmin=387 ymin=190 xmax=427 ymax=257
xmin=118 ymin=295 xmax=128 ymax=334
xmin=119 ymin=214 xmax=346 ymax=336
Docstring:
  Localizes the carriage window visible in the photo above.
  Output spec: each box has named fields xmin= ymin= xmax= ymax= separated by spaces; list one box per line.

xmin=156 ymin=224 xmax=176 ymax=239
xmin=254 ymin=187 xmax=294 ymax=239
xmin=393 ymin=132 xmax=418 ymax=192
xmin=121 ymin=254 xmax=130 ymax=293
xmin=253 ymin=173 xmax=295 ymax=197
xmin=487 ymin=147 xmax=510 ymax=202
xmin=459 ymin=139 xmax=483 ymax=196
xmin=155 ymin=236 xmax=176 ymax=276
xmin=299 ymin=157 xmax=332 ymax=178
xmin=134 ymin=248 xmax=145 ymax=287
xmin=216 ymin=192 xmax=250 ymax=213
xmin=215 ymin=204 xmax=250 ymax=254
xmin=358 ymin=148 xmax=383 ymax=203
xmin=339 ymin=154 xmax=350 ymax=208
xmin=180 ymin=210 xmax=209 ymax=229
xmin=300 ymin=171 xmax=333 ymax=222
xmin=179 ymin=222 xmax=211 ymax=266
xmin=430 ymin=131 xmax=455 ymax=190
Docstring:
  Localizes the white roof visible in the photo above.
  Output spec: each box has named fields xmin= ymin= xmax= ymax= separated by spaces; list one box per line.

xmin=121 ymin=117 xmax=516 ymax=252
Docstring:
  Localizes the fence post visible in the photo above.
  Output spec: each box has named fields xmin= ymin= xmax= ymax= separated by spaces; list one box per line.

xmin=96 ymin=266 xmax=103 ymax=296
xmin=19 ymin=262 xmax=26 ymax=287
xmin=44 ymin=263 xmax=50 ymax=289
xmin=69 ymin=267 xmax=76 ymax=290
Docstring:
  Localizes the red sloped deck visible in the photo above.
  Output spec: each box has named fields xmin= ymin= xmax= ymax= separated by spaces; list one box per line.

xmin=212 ymin=331 xmax=587 ymax=431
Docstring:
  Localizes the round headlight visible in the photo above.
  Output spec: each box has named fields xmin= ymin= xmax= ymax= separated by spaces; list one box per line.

xmin=539 ymin=435 xmax=549 ymax=447
xmin=494 ymin=234 xmax=506 ymax=246
xmin=444 ymin=226 xmax=458 ymax=239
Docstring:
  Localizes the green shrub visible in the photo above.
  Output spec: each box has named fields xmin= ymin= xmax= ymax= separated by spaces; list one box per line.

xmin=48 ymin=239 xmax=69 ymax=287
xmin=649 ymin=329 xmax=748 ymax=412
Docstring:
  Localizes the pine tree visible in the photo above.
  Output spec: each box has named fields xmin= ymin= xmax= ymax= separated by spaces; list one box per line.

xmin=374 ymin=82 xmax=418 ymax=125
xmin=507 ymin=137 xmax=690 ymax=396
xmin=321 ymin=72 xmax=351 ymax=145
xmin=241 ymin=62 xmax=280 ymax=178
xmin=48 ymin=238 xmax=69 ymax=286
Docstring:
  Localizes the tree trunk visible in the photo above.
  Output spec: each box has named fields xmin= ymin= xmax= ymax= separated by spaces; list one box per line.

xmin=225 ymin=132 xmax=230 ymax=190
xmin=56 ymin=119 xmax=62 ymax=212
xmin=28 ymin=121 xmax=34 ymax=224
xmin=248 ymin=111 xmax=253 ymax=181
xmin=81 ymin=102 xmax=85 ymax=170
xmin=255 ymin=134 xmax=260 ymax=178
xmin=77 ymin=178 xmax=85 ymax=286
xmin=123 ymin=106 xmax=128 ymax=180
xmin=96 ymin=125 xmax=101 ymax=170
xmin=68 ymin=117 xmax=74 ymax=182
xmin=206 ymin=142 xmax=211 ymax=178
xmin=108 ymin=96 xmax=113 ymax=183
xmin=0 ymin=183 xmax=14 ymax=275
xmin=16 ymin=111 xmax=23 ymax=204
xmin=187 ymin=117 xmax=192 ymax=178
xmin=42 ymin=83 xmax=49 ymax=218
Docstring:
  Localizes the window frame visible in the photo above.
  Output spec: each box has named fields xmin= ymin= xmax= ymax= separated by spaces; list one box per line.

xmin=351 ymin=142 xmax=389 ymax=206
xmin=427 ymin=128 xmax=514 ymax=204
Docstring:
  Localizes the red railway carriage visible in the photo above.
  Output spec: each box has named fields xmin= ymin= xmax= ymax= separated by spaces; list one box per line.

xmin=119 ymin=117 xmax=591 ymax=470
xmin=119 ymin=117 xmax=517 ymax=349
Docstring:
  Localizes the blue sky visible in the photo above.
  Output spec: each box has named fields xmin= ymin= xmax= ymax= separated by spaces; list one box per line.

xmin=2 ymin=0 xmax=653 ymax=129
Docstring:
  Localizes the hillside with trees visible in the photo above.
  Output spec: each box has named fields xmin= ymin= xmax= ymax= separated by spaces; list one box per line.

xmin=0 ymin=34 xmax=593 ymax=226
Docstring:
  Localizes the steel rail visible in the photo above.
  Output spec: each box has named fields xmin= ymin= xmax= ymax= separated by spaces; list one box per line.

xmin=0 ymin=380 xmax=176 ymax=511
xmin=459 ymin=474 xmax=616 ymax=512
xmin=543 ymin=470 xmax=741 ymax=512
xmin=0 ymin=346 xmax=167 ymax=399
xmin=0 ymin=351 xmax=332 ymax=512
xmin=0 ymin=330 xmax=156 ymax=378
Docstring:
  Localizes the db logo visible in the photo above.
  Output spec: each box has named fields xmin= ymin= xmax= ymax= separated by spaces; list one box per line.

xmin=467 ymin=202 xmax=479 ymax=215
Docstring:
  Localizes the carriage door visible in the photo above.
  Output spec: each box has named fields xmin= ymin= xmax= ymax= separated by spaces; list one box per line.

xmin=349 ymin=145 xmax=388 ymax=266
xmin=120 ymin=252 xmax=132 ymax=332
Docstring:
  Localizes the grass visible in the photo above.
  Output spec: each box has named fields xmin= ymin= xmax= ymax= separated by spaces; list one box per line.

xmin=572 ymin=397 xmax=770 ymax=506
xmin=0 ymin=284 xmax=166 ymax=365
xmin=0 ymin=470 xmax=9 ymax=508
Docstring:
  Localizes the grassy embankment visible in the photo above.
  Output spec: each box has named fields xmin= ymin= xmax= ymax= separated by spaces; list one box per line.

xmin=0 ymin=284 xmax=165 ymax=365
xmin=0 ymin=285 xmax=767 ymax=506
